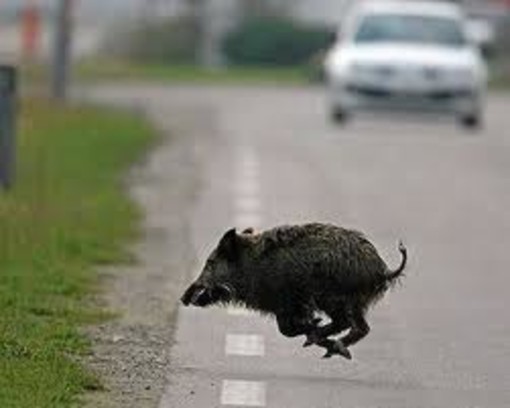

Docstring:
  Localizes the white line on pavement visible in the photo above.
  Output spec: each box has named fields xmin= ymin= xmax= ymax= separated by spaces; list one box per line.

xmin=225 ymin=334 xmax=265 ymax=357
xmin=233 ymin=145 xmax=262 ymax=230
xmin=234 ymin=195 xmax=261 ymax=214
xmin=221 ymin=380 xmax=266 ymax=407
xmin=235 ymin=145 xmax=259 ymax=169
xmin=234 ymin=176 xmax=259 ymax=199
xmin=222 ymin=147 xmax=267 ymax=406
xmin=234 ymin=213 xmax=262 ymax=230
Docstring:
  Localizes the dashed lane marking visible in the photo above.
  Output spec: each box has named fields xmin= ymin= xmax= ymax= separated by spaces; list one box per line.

xmin=233 ymin=145 xmax=261 ymax=230
xmin=225 ymin=334 xmax=265 ymax=357
xmin=236 ymin=145 xmax=259 ymax=168
xmin=222 ymin=147 xmax=266 ymax=406
xmin=234 ymin=213 xmax=262 ymax=230
xmin=221 ymin=380 xmax=266 ymax=407
xmin=234 ymin=178 xmax=259 ymax=200
xmin=234 ymin=195 xmax=261 ymax=214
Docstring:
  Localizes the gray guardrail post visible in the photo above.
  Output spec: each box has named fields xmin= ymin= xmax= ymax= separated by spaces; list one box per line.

xmin=0 ymin=65 xmax=17 ymax=190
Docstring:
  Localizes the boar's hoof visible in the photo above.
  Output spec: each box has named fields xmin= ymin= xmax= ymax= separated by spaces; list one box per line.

xmin=302 ymin=318 xmax=323 ymax=347
xmin=322 ymin=340 xmax=352 ymax=360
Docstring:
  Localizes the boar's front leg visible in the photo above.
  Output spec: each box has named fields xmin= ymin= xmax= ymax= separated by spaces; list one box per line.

xmin=317 ymin=306 xmax=369 ymax=360
xmin=303 ymin=312 xmax=350 ymax=347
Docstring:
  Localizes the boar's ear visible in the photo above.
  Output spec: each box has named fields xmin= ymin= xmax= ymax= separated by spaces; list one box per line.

xmin=218 ymin=228 xmax=239 ymax=260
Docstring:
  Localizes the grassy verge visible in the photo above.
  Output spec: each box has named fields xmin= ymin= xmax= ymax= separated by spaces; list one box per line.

xmin=490 ymin=73 xmax=510 ymax=90
xmin=22 ymin=60 xmax=311 ymax=86
xmin=489 ymin=60 xmax=510 ymax=90
xmin=0 ymin=99 xmax=154 ymax=406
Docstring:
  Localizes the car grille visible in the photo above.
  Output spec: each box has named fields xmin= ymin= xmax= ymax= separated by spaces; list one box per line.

xmin=345 ymin=83 xmax=473 ymax=100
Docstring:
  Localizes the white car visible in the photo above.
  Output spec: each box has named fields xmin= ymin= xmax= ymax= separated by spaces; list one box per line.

xmin=324 ymin=1 xmax=488 ymax=128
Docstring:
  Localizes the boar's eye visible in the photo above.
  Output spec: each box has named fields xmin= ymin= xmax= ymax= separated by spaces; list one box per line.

xmin=205 ymin=259 xmax=216 ymax=269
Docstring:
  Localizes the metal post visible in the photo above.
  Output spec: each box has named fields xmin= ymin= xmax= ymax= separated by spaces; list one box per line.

xmin=51 ymin=0 xmax=73 ymax=101
xmin=200 ymin=0 xmax=225 ymax=69
xmin=0 ymin=66 xmax=17 ymax=190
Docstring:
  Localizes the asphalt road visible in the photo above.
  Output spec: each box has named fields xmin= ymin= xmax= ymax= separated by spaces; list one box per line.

xmin=87 ymin=85 xmax=510 ymax=408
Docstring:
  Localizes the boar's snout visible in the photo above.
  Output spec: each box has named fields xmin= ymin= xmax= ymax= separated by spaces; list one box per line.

xmin=181 ymin=282 xmax=207 ymax=306
xmin=180 ymin=282 xmax=235 ymax=307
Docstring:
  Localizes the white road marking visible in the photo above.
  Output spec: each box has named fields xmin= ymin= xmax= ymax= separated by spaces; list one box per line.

xmin=222 ymin=148 xmax=266 ymax=406
xmin=234 ymin=213 xmax=262 ymax=230
xmin=221 ymin=380 xmax=266 ymax=406
xmin=225 ymin=334 xmax=265 ymax=357
xmin=233 ymin=145 xmax=262 ymax=230
xmin=234 ymin=195 xmax=261 ymax=214
xmin=234 ymin=177 xmax=259 ymax=198
xmin=236 ymin=155 xmax=259 ymax=174
xmin=240 ymin=165 xmax=259 ymax=180
xmin=236 ymin=145 xmax=259 ymax=168
xmin=235 ymin=148 xmax=260 ymax=190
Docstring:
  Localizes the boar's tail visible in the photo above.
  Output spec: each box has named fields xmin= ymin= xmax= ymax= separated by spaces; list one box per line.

xmin=386 ymin=241 xmax=407 ymax=283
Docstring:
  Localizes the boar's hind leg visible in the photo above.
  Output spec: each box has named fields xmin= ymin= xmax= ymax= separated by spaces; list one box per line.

xmin=312 ymin=306 xmax=369 ymax=360
xmin=340 ymin=306 xmax=370 ymax=348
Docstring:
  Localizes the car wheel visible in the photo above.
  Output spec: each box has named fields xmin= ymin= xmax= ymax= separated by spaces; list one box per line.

xmin=459 ymin=113 xmax=482 ymax=130
xmin=330 ymin=108 xmax=350 ymax=125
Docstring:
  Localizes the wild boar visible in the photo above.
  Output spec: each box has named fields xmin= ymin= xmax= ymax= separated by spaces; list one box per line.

xmin=181 ymin=223 xmax=407 ymax=359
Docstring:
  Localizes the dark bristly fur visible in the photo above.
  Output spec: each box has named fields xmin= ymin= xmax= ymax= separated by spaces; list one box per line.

xmin=181 ymin=223 xmax=408 ymax=360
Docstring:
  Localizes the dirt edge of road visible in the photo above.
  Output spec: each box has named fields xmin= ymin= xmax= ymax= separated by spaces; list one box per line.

xmin=82 ymin=106 xmax=214 ymax=408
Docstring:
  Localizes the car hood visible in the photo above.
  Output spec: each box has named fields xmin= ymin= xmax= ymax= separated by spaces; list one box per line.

xmin=337 ymin=43 xmax=479 ymax=69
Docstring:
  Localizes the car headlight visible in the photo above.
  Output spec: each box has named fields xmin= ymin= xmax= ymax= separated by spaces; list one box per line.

xmin=346 ymin=62 xmax=396 ymax=82
xmin=449 ymin=67 xmax=476 ymax=83
xmin=349 ymin=62 xmax=379 ymax=76
xmin=350 ymin=62 xmax=369 ymax=74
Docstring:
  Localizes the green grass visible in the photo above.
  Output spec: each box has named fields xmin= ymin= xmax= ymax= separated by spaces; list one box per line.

xmin=490 ymin=73 xmax=510 ymax=90
xmin=77 ymin=60 xmax=311 ymax=84
xmin=489 ymin=60 xmax=510 ymax=90
xmin=22 ymin=60 xmax=311 ymax=86
xmin=0 ymin=99 xmax=154 ymax=407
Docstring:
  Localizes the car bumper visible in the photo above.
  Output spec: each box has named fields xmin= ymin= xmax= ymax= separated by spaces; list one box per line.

xmin=329 ymin=82 xmax=482 ymax=116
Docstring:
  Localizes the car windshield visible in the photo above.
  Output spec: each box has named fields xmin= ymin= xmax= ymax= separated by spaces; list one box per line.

xmin=354 ymin=13 xmax=466 ymax=47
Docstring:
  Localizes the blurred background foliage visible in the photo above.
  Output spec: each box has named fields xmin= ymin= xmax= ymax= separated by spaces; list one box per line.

xmin=101 ymin=16 xmax=201 ymax=64
xmin=222 ymin=17 xmax=335 ymax=66
xmin=102 ymin=15 xmax=335 ymax=69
